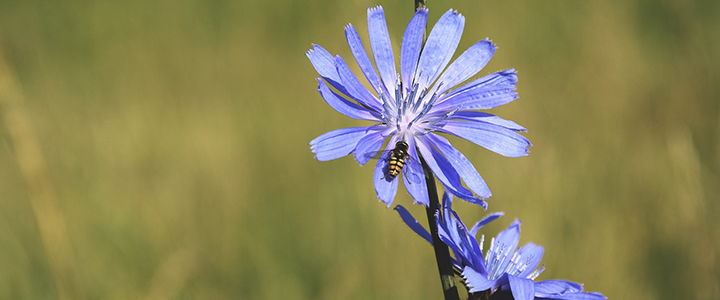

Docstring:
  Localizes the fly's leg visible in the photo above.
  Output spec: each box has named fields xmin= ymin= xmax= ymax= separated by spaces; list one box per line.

xmin=403 ymin=165 xmax=411 ymax=184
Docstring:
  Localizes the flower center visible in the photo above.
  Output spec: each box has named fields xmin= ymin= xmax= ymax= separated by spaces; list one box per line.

xmin=380 ymin=77 xmax=450 ymax=138
xmin=482 ymin=236 xmax=545 ymax=280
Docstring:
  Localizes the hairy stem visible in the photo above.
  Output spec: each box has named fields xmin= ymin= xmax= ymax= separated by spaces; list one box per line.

xmin=421 ymin=156 xmax=460 ymax=300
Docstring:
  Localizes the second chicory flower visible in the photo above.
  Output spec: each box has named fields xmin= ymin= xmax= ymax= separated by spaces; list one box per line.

xmin=395 ymin=191 xmax=607 ymax=300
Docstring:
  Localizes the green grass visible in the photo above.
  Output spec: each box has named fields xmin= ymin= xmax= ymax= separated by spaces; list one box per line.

xmin=1 ymin=0 xmax=719 ymax=299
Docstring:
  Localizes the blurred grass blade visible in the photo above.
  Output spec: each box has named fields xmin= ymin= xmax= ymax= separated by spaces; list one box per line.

xmin=0 ymin=44 xmax=85 ymax=300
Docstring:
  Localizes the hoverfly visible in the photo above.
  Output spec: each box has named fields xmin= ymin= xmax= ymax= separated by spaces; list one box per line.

xmin=365 ymin=141 xmax=421 ymax=183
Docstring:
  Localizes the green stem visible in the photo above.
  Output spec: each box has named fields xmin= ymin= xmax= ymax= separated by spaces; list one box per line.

xmin=420 ymin=156 xmax=460 ymax=300
xmin=414 ymin=0 xmax=428 ymax=48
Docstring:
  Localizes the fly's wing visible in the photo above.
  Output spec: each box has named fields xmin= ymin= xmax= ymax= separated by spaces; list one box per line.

xmin=363 ymin=150 xmax=392 ymax=162
xmin=402 ymin=155 xmax=423 ymax=184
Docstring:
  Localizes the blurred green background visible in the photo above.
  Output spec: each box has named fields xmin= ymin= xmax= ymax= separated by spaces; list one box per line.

xmin=1 ymin=0 xmax=718 ymax=299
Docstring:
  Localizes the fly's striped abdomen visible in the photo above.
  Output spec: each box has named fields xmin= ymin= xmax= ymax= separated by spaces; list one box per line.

xmin=386 ymin=141 xmax=409 ymax=180
xmin=387 ymin=156 xmax=404 ymax=179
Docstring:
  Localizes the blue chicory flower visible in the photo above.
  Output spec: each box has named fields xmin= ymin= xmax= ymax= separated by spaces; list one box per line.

xmin=395 ymin=191 xmax=607 ymax=300
xmin=308 ymin=5 xmax=530 ymax=208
